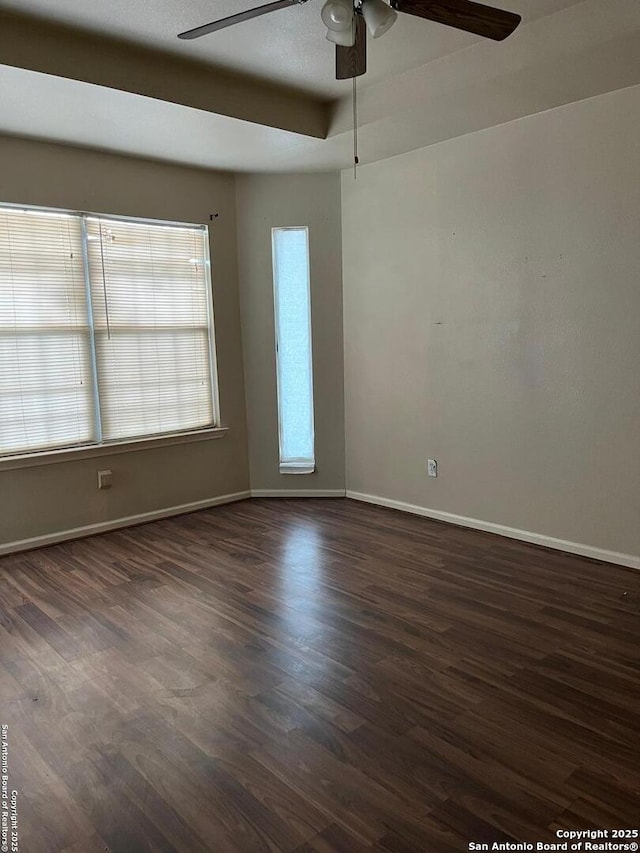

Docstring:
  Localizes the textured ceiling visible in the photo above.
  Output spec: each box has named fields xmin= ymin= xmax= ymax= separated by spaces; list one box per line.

xmin=0 ymin=0 xmax=639 ymax=173
xmin=0 ymin=0 xmax=584 ymax=98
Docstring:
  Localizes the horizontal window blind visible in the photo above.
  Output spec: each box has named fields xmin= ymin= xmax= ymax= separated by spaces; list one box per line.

xmin=0 ymin=203 xmax=218 ymax=459
xmin=85 ymin=217 xmax=214 ymax=442
xmin=0 ymin=208 xmax=94 ymax=455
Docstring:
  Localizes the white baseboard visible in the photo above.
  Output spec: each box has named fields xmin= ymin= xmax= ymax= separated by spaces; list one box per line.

xmin=346 ymin=490 xmax=640 ymax=571
xmin=7 ymin=487 xmax=635 ymax=571
xmin=251 ymin=489 xmax=346 ymax=498
xmin=0 ymin=491 xmax=251 ymax=557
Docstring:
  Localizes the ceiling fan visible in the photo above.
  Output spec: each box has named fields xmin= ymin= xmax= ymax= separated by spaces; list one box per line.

xmin=178 ymin=0 xmax=521 ymax=81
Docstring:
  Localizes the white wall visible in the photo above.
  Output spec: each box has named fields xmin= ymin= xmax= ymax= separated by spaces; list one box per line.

xmin=0 ymin=136 xmax=250 ymax=548
xmin=342 ymin=84 xmax=640 ymax=560
xmin=236 ymin=173 xmax=345 ymax=494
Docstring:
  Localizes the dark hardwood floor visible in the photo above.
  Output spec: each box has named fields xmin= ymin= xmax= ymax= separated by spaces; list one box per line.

xmin=0 ymin=497 xmax=639 ymax=852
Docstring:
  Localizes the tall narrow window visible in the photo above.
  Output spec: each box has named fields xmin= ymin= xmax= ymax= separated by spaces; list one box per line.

xmin=272 ymin=227 xmax=315 ymax=474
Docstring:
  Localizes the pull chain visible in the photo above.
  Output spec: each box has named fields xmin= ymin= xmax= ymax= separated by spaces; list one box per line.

xmin=352 ymin=73 xmax=359 ymax=179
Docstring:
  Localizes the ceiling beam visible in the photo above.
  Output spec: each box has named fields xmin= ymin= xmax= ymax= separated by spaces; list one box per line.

xmin=0 ymin=9 xmax=329 ymax=139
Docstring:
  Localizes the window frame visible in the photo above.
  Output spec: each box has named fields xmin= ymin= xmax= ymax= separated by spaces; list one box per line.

xmin=0 ymin=201 xmax=223 ymax=468
xmin=271 ymin=225 xmax=315 ymax=475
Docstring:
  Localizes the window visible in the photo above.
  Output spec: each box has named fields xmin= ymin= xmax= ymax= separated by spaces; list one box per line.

xmin=271 ymin=227 xmax=315 ymax=474
xmin=0 ymin=203 xmax=218 ymax=459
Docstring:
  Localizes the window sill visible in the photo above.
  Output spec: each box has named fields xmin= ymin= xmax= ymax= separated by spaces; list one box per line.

xmin=279 ymin=462 xmax=316 ymax=475
xmin=0 ymin=427 xmax=229 ymax=471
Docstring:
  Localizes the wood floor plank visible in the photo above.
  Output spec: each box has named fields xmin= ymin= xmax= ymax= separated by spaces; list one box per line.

xmin=0 ymin=497 xmax=638 ymax=852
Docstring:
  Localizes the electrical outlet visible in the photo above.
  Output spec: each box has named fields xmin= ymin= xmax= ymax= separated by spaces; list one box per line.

xmin=427 ymin=459 xmax=438 ymax=478
xmin=97 ymin=469 xmax=112 ymax=489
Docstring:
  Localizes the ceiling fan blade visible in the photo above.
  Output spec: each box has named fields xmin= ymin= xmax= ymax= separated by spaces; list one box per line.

xmin=390 ymin=0 xmax=520 ymax=41
xmin=178 ymin=0 xmax=297 ymax=39
xmin=336 ymin=15 xmax=367 ymax=80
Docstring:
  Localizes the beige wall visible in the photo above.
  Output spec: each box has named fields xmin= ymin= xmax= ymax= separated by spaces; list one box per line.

xmin=342 ymin=84 xmax=640 ymax=558
xmin=236 ymin=173 xmax=345 ymax=493
xmin=0 ymin=136 xmax=249 ymax=546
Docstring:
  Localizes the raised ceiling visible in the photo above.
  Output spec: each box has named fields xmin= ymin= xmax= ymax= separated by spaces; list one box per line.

xmin=0 ymin=0 xmax=640 ymax=172
xmin=0 ymin=0 xmax=583 ymax=98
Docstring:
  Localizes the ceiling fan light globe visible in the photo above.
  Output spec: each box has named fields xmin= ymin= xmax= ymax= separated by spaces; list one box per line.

xmin=325 ymin=25 xmax=355 ymax=45
xmin=321 ymin=0 xmax=354 ymax=31
xmin=362 ymin=0 xmax=397 ymax=37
